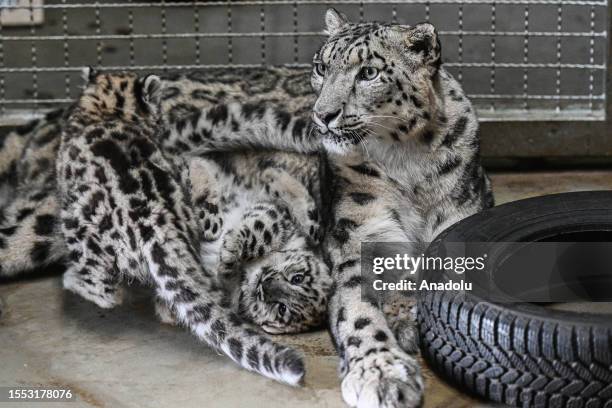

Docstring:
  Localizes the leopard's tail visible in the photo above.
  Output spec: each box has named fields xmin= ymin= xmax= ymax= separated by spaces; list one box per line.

xmin=0 ymin=109 xmax=67 ymax=279
xmin=0 ymin=191 xmax=66 ymax=279
xmin=145 ymin=242 xmax=305 ymax=386
xmin=0 ymin=109 xmax=65 ymax=205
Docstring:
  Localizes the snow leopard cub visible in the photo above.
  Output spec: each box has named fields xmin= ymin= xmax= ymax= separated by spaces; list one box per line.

xmin=156 ymin=151 xmax=333 ymax=334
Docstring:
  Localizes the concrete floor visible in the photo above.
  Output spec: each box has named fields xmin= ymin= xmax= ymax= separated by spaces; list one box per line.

xmin=2 ymin=170 xmax=612 ymax=408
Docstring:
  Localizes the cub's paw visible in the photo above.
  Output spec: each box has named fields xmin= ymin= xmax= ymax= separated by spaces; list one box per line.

xmin=304 ymin=208 xmax=323 ymax=244
xmin=217 ymin=243 xmax=238 ymax=280
xmin=200 ymin=213 xmax=223 ymax=241
xmin=341 ymin=348 xmax=423 ymax=408
xmin=305 ymin=219 xmax=322 ymax=244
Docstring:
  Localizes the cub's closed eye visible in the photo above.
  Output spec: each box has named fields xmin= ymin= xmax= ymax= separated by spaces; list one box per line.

xmin=290 ymin=274 xmax=305 ymax=285
xmin=314 ymin=62 xmax=327 ymax=77
xmin=358 ymin=66 xmax=380 ymax=81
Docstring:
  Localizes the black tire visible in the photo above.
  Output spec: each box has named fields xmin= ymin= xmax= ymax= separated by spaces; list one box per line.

xmin=418 ymin=191 xmax=612 ymax=408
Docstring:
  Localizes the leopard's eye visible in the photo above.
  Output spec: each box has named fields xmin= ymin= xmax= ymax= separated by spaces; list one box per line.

xmin=290 ymin=274 xmax=305 ymax=285
xmin=277 ymin=303 xmax=287 ymax=316
xmin=314 ymin=62 xmax=327 ymax=77
xmin=358 ymin=66 xmax=380 ymax=81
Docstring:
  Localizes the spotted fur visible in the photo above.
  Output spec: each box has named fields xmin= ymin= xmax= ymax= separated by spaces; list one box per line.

xmin=157 ymin=151 xmax=332 ymax=334
xmin=0 ymin=110 xmax=65 ymax=276
xmin=0 ymin=10 xmax=494 ymax=404
xmin=55 ymin=69 xmax=305 ymax=385
xmin=0 ymin=66 xmax=317 ymax=280
xmin=0 ymin=71 xmax=330 ymax=336
xmin=170 ymin=9 xmax=494 ymax=407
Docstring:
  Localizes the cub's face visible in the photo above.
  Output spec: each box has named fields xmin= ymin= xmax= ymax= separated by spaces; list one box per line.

xmin=239 ymin=249 xmax=332 ymax=334
xmin=311 ymin=9 xmax=442 ymax=154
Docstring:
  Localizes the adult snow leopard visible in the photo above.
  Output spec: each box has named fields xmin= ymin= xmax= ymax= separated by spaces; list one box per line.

xmin=171 ymin=9 xmax=494 ymax=407
xmin=56 ymin=69 xmax=314 ymax=385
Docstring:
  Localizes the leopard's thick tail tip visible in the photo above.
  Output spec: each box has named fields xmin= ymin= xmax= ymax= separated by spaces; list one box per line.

xmin=236 ymin=340 xmax=306 ymax=386
xmin=277 ymin=348 xmax=306 ymax=386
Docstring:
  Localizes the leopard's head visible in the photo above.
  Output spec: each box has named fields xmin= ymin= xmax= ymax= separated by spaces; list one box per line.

xmin=78 ymin=68 xmax=163 ymax=125
xmin=311 ymin=9 xmax=442 ymax=154
xmin=239 ymin=248 xmax=332 ymax=334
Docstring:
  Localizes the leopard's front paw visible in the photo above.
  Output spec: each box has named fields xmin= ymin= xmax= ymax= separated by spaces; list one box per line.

xmin=341 ymin=348 xmax=423 ymax=408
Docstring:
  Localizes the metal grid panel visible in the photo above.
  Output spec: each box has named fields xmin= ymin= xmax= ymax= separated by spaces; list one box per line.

xmin=0 ymin=0 xmax=608 ymax=125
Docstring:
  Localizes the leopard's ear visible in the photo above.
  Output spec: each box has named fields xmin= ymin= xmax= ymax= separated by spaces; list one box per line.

xmin=140 ymin=74 xmax=162 ymax=108
xmin=324 ymin=8 xmax=349 ymax=36
xmin=81 ymin=66 xmax=98 ymax=84
xmin=404 ymin=23 xmax=442 ymax=75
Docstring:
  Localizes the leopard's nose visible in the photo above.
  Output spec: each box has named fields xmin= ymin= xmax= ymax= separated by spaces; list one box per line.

xmin=313 ymin=108 xmax=342 ymax=131
xmin=262 ymin=279 xmax=283 ymax=302
xmin=322 ymin=109 xmax=342 ymax=126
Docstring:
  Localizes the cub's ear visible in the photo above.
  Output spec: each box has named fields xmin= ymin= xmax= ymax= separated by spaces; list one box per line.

xmin=141 ymin=74 xmax=162 ymax=107
xmin=324 ymin=8 xmax=349 ymax=36
xmin=404 ymin=23 xmax=442 ymax=75
xmin=81 ymin=66 xmax=98 ymax=84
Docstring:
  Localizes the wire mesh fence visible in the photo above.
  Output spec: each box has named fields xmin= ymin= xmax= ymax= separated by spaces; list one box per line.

xmin=0 ymin=0 xmax=608 ymax=124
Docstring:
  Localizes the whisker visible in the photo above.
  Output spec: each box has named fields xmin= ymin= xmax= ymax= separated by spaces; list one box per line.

xmin=351 ymin=129 xmax=372 ymax=159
